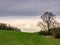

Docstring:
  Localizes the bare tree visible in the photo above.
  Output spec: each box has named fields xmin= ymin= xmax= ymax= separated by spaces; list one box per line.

xmin=40 ymin=12 xmax=55 ymax=34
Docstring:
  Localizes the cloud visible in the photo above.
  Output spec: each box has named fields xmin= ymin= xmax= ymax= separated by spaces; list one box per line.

xmin=0 ymin=0 xmax=60 ymax=16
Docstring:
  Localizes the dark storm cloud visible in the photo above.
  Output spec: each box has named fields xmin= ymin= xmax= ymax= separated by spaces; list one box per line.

xmin=0 ymin=0 xmax=60 ymax=16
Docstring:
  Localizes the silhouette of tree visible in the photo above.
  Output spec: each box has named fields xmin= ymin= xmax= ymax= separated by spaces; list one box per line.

xmin=37 ymin=12 xmax=56 ymax=34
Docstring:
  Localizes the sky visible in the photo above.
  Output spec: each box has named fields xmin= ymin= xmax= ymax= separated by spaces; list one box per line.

xmin=0 ymin=0 xmax=60 ymax=32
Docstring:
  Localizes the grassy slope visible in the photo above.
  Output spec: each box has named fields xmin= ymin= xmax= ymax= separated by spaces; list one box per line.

xmin=0 ymin=30 xmax=60 ymax=45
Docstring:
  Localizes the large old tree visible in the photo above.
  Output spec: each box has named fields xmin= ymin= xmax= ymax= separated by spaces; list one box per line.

xmin=37 ymin=12 xmax=56 ymax=34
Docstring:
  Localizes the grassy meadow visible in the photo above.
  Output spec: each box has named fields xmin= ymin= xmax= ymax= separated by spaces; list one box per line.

xmin=0 ymin=30 xmax=60 ymax=45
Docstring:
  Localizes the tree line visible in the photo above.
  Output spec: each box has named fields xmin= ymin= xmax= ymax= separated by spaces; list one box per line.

xmin=0 ymin=23 xmax=21 ymax=32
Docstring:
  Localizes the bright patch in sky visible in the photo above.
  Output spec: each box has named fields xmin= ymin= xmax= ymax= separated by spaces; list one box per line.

xmin=24 ymin=24 xmax=30 ymax=29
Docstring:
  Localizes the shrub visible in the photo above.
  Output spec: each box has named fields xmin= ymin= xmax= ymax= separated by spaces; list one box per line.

xmin=54 ymin=32 xmax=60 ymax=38
xmin=38 ymin=30 xmax=49 ymax=36
xmin=50 ymin=27 xmax=60 ymax=38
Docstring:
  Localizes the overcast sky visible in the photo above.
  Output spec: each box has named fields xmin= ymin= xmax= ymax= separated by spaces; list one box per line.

xmin=0 ymin=0 xmax=60 ymax=16
xmin=0 ymin=0 xmax=60 ymax=32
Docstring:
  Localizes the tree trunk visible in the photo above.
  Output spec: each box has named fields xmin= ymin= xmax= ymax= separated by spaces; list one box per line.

xmin=47 ymin=23 xmax=50 ymax=35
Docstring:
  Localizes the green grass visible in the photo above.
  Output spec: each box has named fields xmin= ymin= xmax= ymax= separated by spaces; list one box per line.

xmin=0 ymin=30 xmax=60 ymax=45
